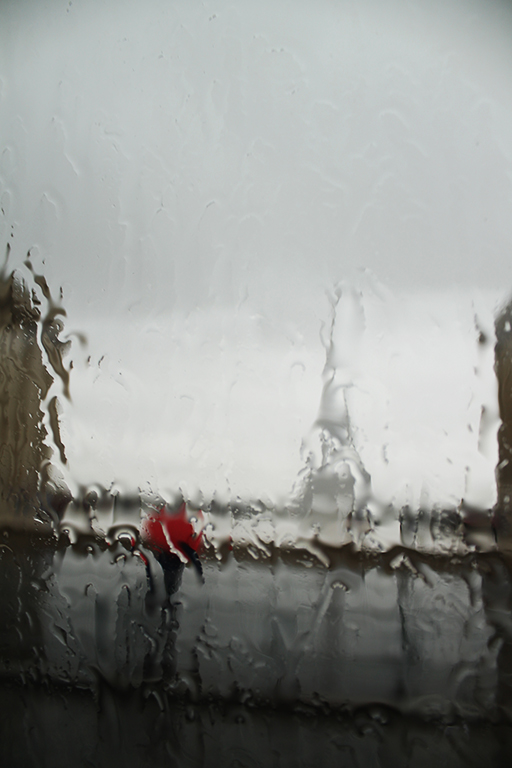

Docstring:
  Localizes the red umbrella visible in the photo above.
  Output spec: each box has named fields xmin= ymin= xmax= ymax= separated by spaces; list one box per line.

xmin=140 ymin=502 xmax=204 ymax=593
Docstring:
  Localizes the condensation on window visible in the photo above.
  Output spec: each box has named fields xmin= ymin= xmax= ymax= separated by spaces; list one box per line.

xmin=1 ymin=0 xmax=512 ymax=763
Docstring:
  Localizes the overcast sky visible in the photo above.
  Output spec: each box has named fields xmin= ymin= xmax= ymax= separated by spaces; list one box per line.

xmin=1 ymin=0 xmax=512 ymax=510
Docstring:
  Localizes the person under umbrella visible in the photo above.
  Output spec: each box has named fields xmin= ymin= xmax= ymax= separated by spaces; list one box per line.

xmin=139 ymin=501 xmax=204 ymax=596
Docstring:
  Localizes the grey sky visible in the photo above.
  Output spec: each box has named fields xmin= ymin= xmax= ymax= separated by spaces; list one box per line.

xmin=1 ymin=0 xmax=511 ymax=507
xmin=2 ymin=0 xmax=512 ymax=309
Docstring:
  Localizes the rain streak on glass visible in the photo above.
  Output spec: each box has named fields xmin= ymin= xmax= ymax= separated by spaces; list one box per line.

xmin=1 ymin=1 xmax=512 ymax=766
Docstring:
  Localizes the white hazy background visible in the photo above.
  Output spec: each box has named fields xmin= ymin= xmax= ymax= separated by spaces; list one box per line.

xmin=1 ymin=0 xmax=512 ymax=510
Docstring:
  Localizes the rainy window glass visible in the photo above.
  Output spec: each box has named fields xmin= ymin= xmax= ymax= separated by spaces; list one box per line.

xmin=1 ymin=1 xmax=512 ymax=764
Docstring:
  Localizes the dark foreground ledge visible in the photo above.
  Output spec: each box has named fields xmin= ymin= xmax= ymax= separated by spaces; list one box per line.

xmin=1 ymin=677 xmax=512 ymax=768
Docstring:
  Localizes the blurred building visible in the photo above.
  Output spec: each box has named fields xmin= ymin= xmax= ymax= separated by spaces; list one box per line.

xmin=0 ymin=262 xmax=69 ymax=530
xmin=495 ymin=299 xmax=512 ymax=542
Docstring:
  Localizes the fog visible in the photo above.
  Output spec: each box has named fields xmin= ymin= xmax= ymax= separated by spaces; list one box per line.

xmin=1 ymin=0 xmax=512 ymax=508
